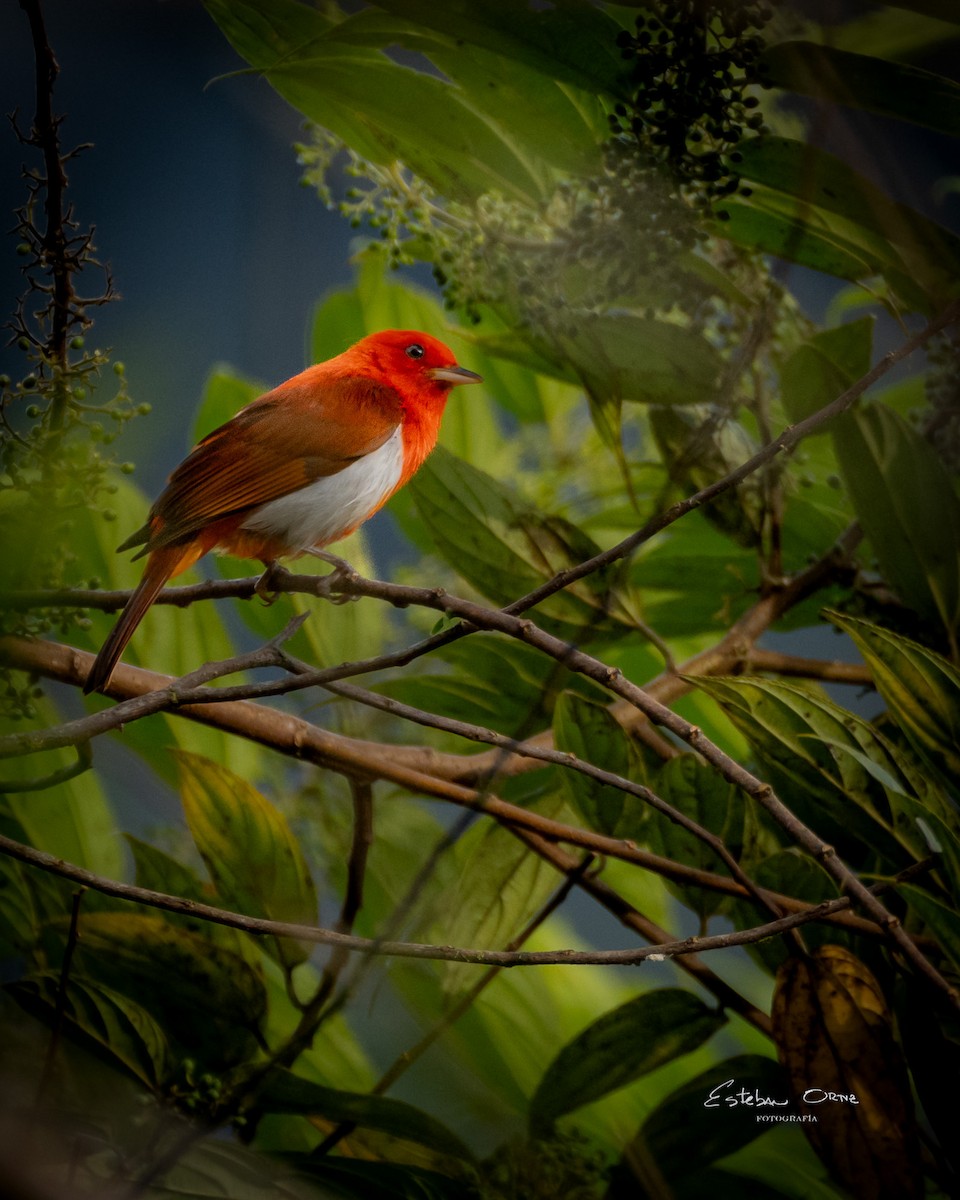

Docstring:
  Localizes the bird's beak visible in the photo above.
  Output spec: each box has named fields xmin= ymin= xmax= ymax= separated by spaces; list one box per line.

xmin=428 ymin=364 xmax=483 ymax=386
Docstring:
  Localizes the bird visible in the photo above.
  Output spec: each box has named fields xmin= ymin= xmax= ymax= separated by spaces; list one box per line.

xmin=83 ymin=329 xmax=482 ymax=694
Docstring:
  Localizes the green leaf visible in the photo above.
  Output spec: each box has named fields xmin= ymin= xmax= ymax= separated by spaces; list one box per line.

xmin=0 ymin=697 xmax=123 ymax=879
xmin=715 ymin=189 xmax=910 ymax=294
xmin=832 ymin=404 xmax=960 ymax=648
xmin=628 ymin=514 xmax=760 ymax=638
xmin=897 ymin=884 xmax=960 ymax=971
xmin=827 ymin=613 xmax=960 ymax=793
xmin=558 ymin=313 xmax=723 ymax=408
xmin=690 ymin=676 xmax=913 ymax=864
xmin=205 ymin=0 xmax=552 ymax=203
xmin=377 ymin=635 xmax=608 ymax=742
xmin=9 ymin=973 xmax=172 ymax=1088
xmin=884 ymin=0 xmax=960 ymax=27
xmin=135 ymin=1138 xmax=343 ymax=1199
xmin=648 ymin=406 xmax=764 ymax=547
xmin=291 ymin=1156 xmax=469 ymax=1200
xmin=193 ymin=366 xmax=265 ymax=445
xmin=368 ymin=0 xmax=631 ymax=102
xmin=633 ymin=1054 xmax=791 ymax=1185
xmin=71 ymin=911 xmax=267 ymax=1069
xmin=409 ymin=445 xmax=645 ymax=642
xmin=258 ymin=1069 xmax=473 ymax=1161
xmin=761 ymin=41 xmax=960 ymax=138
xmin=731 ymin=850 xmax=844 ymax=974
xmin=732 ymin=138 xmax=960 ymax=301
xmin=528 ymin=987 xmax=726 ymax=1132
xmin=125 ymin=834 xmax=207 ymax=901
xmin=123 ymin=834 xmax=248 ymax=942
xmin=433 ymin=779 xmax=565 ymax=996
xmin=780 ymin=318 xmax=874 ymax=426
xmin=328 ymin=10 xmax=608 ymax=178
xmin=647 ymin=755 xmax=742 ymax=922
xmin=175 ymin=751 xmax=318 ymax=970
xmin=552 ymin=692 xmax=645 ymax=838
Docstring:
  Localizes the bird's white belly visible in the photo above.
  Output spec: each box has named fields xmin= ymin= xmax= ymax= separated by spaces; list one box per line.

xmin=240 ymin=425 xmax=404 ymax=551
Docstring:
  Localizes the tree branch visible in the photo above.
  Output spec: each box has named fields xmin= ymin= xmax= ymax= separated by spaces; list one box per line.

xmin=0 ymin=635 xmax=924 ymax=941
xmin=0 ymin=829 xmax=929 ymax=971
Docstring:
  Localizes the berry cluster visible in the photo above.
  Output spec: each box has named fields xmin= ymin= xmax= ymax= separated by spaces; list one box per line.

xmin=610 ymin=0 xmax=773 ymax=212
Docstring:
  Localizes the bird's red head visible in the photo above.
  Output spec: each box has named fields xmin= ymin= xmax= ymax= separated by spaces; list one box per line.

xmin=346 ymin=330 xmax=483 ymax=403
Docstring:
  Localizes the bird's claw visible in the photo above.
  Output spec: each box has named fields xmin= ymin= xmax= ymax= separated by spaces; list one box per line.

xmin=254 ymin=561 xmax=289 ymax=605
xmin=306 ymin=550 xmax=360 ymax=605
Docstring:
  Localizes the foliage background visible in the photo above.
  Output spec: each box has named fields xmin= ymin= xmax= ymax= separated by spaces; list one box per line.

xmin=1 ymin=1 xmax=959 ymax=1198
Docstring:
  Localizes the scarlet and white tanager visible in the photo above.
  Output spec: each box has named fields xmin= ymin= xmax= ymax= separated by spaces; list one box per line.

xmin=84 ymin=329 xmax=482 ymax=693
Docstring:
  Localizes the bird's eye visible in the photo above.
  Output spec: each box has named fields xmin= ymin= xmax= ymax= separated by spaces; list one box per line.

xmin=405 ymin=343 xmax=425 ymax=360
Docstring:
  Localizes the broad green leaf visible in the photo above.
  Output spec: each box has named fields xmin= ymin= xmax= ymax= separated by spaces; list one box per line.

xmin=628 ymin=1054 xmax=790 ymax=1186
xmin=192 ymin=366 xmax=265 ymax=445
xmin=648 ymin=406 xmax=763 ymax=547
xmin=0 ymin=802 xmax=83 ymax=942
xmin=377 ymin=634 xmax=608 ymax=742
xmin=732 ymin=138 xmax=960 ymax=302
xmin=780 ymin=318 xmax=874 ymax=426
xmin=409 ymin=445 xmax=645 ymax=642
xmin=291 ymin=1156 xmax=469 ymax=1200
xmin=761 ymin=41 xmax=960 ymax=139
xmin=832 ymin=404 xmax=960 ymax=648
xmin=629 ymin=513 xmax=760 ymax=638
xmin=123 ymin=834 xmax=248 ymax=943
xmin=175 ymin=751 xmax=318 ymax=970
xmin=433 ymin=779 xmax=565 ymax=995
xmin=9 ymin=973 xmax=171 ymax=1088
xmin=832 ymin=7 xmax=960 ymax=58
xmin=885 ymin=790 xmax=960 ymax=899
xmin=730 ymin=850 xmax=844 ymax=974
xmin=136 ymin=1138 xmax=344 ymax=1200
xmin=647 ymin=755 xmax=742 ymax=923
xmin=898 ymin=884 xmax=960 ymax=972
xmin=125 ymin=834 xmax=207 ymax=901
xmin=258 ymin=1069 xmax=473 ymax=1161
xmin=70 ymin=911 xmax=266 ymax=1068
xmin=529 ymin=987 xmax=726 ymax=1133
xmin=369 ymin=0 xmax=632 ymax=102
xmin=691 ymin=676 xmax=913 ymax=864
xmin=553 ymin=692 xmax=645 ymax=838
xmin=205 ymin=0 xmax=551 ymax=204
xmin=827 ymin=614 xmax=960 ymax=793
xmin=716 ymin=187 xmax=930 ymax=308
xmin=0 ymin=697 xmax=122 ymax=879
xmin=327 ymin=10 xmax=608 ymax=177
xmin=887 ymin=0 xmax=960 ymax=23
xmin=559 ymin=312 xmax=723 ymax=408
xmin=0 ymin=860 xmax=39 ymax=958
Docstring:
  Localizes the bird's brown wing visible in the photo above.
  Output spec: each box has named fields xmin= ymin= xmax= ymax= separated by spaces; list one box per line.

xmin=141 ymin=372 xmax=403 ymax=552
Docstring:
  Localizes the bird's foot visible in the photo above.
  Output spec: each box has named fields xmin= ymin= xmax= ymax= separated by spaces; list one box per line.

xmin=254 ymin=561 xmax=290 ymax=605
xmin=304 ymin=548 xmax=360 ymax=605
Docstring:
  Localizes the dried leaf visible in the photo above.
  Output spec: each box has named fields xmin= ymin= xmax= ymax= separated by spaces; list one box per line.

xmin=772 ymin=945 xmax=922 ymax=1200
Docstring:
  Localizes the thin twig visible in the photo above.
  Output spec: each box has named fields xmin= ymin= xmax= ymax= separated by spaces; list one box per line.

xmin=313 ymin=855 xmax=597 ymax=1158
xmin=0 ymin=739 xmax=91 ymax=792
xmin=34 ymin=885 xmax=85 ymax=1104
xmin=317 ymin=675 xmax=781 ymax=921
xmin=0 ymin=830 xmax=932 ymax=972
xmin=0 ymin=640 xmax=923 ymax=940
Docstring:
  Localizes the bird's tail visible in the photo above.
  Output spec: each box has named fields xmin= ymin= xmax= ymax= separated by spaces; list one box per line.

xmin=83 ymin=546 xmax=184 ymax=695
